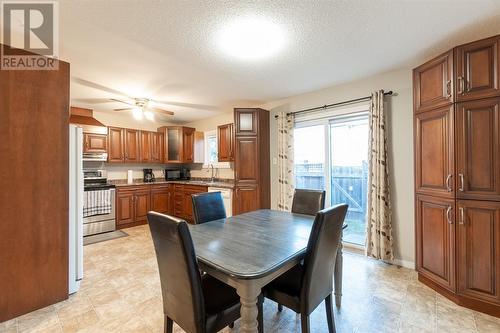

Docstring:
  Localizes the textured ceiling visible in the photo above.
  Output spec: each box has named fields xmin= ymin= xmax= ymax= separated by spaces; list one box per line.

xmin=60 ymin=0 xmax=500 ymax=123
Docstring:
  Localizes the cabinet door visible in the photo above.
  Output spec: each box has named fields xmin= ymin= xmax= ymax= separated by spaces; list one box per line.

xmin=124 ymin=129 xmax=140 ymax=162
xmin=166 ymin=127 xmax=182 ymax=163
xmin=183 ymin=128 xmax=195 ymax=163
xmin=218 ymin=123 xmax=234 ymax=162
xmin=457 ymin=200 xmax=500 ymax=304
xmin=456 ymin=36 xmax=500 ymax=101
xmin=108 ymin=127 xmax=124 ymax=163
xmin=416 ymin=195 xmax=456 ymax=291
xmin=456 ymin=98 xmax=500 ymax=201
xmin=116 ymin=191 xmax=134 ymax=226
xmin=83 ymin=133 xmax=107 ymax=153
xmin=140 ymin=131 xmax=152 ymax=163
xmin=151 ymin=185 xmax=170 ymax=214
xmin=151 ymin=132 xmax=164 ymax=163
xmin=234 ymin=185 xmax=260 ymax=215
xmin=414 ymin=105 xmax=455 ymax=198
xmin=134 ymin=189 xmax=150 ymax=223
xmin=234 ymin=136 xmax=259 ymax=182
xmin=235 ymin=109 xmax=258 ymax=135
xmin=413 ymin=50 xmax=454 ymax=113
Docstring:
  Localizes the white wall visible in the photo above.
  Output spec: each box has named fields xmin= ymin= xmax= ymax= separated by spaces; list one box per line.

xmin=258 ymin=68 xmax=415 ymax=267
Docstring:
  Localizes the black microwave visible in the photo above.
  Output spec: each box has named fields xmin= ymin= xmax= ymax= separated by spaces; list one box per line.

xmin=165 ymin=169 xmax=181 ymax=180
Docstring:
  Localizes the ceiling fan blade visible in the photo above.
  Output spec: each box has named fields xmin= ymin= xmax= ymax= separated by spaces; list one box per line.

xmin=110 ymin=98 xmax=135 ymax=106
xmin=71 ymin=77 xmax=130 ymax=98
xmin=113 ymin=107 xmax=133 ymax=111
xmin=152 ymin=99 xmax=217 ymax=111
xmin=150 ymin=108 xmax=174 ymax=116
xmin=71 ymin=98 xmax=115 ymax=104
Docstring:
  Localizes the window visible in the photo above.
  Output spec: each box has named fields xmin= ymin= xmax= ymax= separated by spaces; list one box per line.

xmin=203 ymin=130 xmax=231 ymax=168
xmin=294 ymin=110 xmax=369 ymax=246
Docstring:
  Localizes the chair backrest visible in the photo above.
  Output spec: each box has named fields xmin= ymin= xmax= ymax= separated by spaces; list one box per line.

xmin=191 ymin=191 xmax=227 ymax=224
xmin=147 ymin=212 xmax=205 ymax=333
xmin=301 ymin=204 xmax=348 ymax=314
xmin=291 ymin=189 xmax=326 ymax=216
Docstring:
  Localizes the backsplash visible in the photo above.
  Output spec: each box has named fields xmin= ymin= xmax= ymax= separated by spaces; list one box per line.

xmin=189 ymin=163 xmax=235 ymax=179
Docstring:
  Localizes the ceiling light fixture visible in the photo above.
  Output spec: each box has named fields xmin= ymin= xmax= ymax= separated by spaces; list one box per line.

xmin=217 ymin=16 xmax=286 ymax=61
xmin=144 ymin=110 xmax=155 ymax=121
xmin=132 ymin=107 xmax=143 ymax=120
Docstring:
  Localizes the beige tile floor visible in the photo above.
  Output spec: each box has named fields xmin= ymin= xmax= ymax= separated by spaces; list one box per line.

xmin=2 ymin=225 xmax=500 ymax=333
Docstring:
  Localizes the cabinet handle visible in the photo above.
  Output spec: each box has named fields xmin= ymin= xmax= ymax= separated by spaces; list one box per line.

xmin=457 ymin=76 xmax=465 ymax=94
xmin=459 ymin=173 xmax=465 ymax=192
xmin=446 ymin=206 xmax=452 ymax=224
xmin=459 ymin=207 xmax=465 ymax=225
xmin=445 ymin=174 xmax=452 ymax=192
xmin=446 ymin=80 xmax=452 ymax=98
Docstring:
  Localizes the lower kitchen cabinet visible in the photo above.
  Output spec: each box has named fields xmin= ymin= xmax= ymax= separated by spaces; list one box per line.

xmin=234 ymin=185 xmax=259 ymax=215
xmin=116 ymin=188 xmax=136 ymax=226
xmin=116 ymin=186 xmax=150 ymax=228
xmin=151 ymin=184 xmax=171 ymax=214
xmin=134 ymin=188 xmax=151 ymax=223
xmin=182 ymin=185 xmax=208 ymax=222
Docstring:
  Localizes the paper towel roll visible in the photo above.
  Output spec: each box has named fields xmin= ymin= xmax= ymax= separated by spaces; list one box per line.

xmin=127 ymin=170 xmax=133 ymax=184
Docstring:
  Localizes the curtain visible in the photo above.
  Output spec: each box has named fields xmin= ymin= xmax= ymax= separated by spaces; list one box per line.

xmin=366 ymin=90 xmax=394 ymax=261
xmin=277 ymin=112 xmax=295 ymax=211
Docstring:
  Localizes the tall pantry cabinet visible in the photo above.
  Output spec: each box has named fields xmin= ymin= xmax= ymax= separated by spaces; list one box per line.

xmin=413 ymin=34 xmax=500 ymax=316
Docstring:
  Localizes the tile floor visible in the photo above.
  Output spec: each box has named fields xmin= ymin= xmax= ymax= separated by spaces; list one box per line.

xmin=2 ymin=225 xmax=500 ymax=333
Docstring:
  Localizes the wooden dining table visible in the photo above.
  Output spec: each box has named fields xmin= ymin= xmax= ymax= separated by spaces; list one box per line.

xmin=189 ymin=209 xmax=344 ymax=333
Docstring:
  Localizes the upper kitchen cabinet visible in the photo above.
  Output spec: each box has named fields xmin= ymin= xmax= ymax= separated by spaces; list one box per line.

xmin=124 ymin=129 xmax=140 ymax=163
xmin=413 ymin=50 xmax=454 ymax=113
xmin=455 ymin=36 xmax=500 ymax=102
xmin=217 ymin=123 xmax=234 ymax=162
xmin=455 ymin=98 xmax=500 ymax=201
xmin=151 ymin=132 xmax=164 ymax=163
xmin=235 ymin=108 xmax=259 ymax=135
xmin=108 ymin=127 xmax=125 ymax=163
xmin=108 ymin=127 xmax=157 ymax=164
xmin=158 ymin=126 xmax=201 ymax=163
xmin=69 ymin=107 xmax=108 ymax=154
xmin=140 ymin=131 xmax=152 ymax=162
xmin=83 ymin=133 xmax=107 ymax=153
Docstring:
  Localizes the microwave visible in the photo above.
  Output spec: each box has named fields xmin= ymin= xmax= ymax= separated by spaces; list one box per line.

xmin=165 ymin=169 xmax=181 ymax=180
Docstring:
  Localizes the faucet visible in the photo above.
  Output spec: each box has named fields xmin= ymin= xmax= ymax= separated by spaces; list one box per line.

xmin=210 ymin=164 xmax=215 ymax=182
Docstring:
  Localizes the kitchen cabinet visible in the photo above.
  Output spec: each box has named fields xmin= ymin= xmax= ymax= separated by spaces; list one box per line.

xmin=108 ymin=127 xmax=164 ymax=164
xmin=414 ymin=105 xmax=455 ymax=198
xmin=133 ymin=188 xmax=150 ymax=223
xmin=456 ymin=98 xmax=500 ymax=201
xmin=168 ymin=184 xmax=207 ymax=222
xmin=108 ymin=127 xmax=124 ymax=163
xmin=124 ymin=129 xmax=140 ymax=163
xmin=151 ymin=184 xmax=171 ymax=214
xmin=116 ymin=186 xmax=150 ymax=228
xmin=217 ymin=123 xmax=234 ymax=162
xmin=455 ymin=36 xmax=500 ymax=102
xmin=233 ymin=108 xmax=270 ymax=214
xmin=151 ymin=132 xmax=164 ymax=163
xmin=413 ymin=50 xmax=454 ymax=113
xmin=140 ymin=131 xmax=152 ymax=162
xmin=158 ymin=126 xmax=197 ymax=163
xmin=83 ymin=133 xmax=107 ymax=153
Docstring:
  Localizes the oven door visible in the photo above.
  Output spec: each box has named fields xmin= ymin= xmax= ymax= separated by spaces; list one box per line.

xmin=83 ymin=188 xmax=116 ymax=236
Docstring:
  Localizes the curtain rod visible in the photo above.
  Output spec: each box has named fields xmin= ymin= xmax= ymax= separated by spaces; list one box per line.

xmin=274 ymin=90 xmax=394 ymax=118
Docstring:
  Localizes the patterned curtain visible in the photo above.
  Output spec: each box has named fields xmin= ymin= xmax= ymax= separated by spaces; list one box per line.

xmin=366 ymin=90 xmax=394 ymax=261
xmin=277 ymin=112 xmax=295 ymax=211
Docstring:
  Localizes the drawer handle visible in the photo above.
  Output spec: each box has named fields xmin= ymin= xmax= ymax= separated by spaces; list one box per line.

xmin=446 ymin=206 xmax=452 ymax=224
xmin=445 ymin=174 xmax=452 ymax=192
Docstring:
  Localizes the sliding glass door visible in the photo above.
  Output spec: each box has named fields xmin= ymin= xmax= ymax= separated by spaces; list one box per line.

xmin=294 ymin=112 xmax=369 ymax=245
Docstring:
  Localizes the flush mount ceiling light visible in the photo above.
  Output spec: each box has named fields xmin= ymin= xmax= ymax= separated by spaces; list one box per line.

xmin=217 ymin=17 xmax=286 ymax=61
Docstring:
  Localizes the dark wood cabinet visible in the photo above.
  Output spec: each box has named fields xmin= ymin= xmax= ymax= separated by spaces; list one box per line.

xmin=158 ymin=126 xmax=196 ymax=163
xmin=457 ymin=200 xmax=500 ymax=305
xmin=416 ymin=195 xmax=456 ymax=292
xmin=414 ymin=105 xmax=455 ymax=198
xmin=124 ymin=129 xmax=140 ymax=163
xmin=151 ymin=184 xmax=171 ymax=215
xmin=218 ymin=123 xmax=234 ymax=162
xmin=456 ymin=98 xmax=500 ymax=201
xmin=83 ymin=133 xmax=107 ymax=153
xmin=413 ymin=50 xmax=454 ymax=113
xmin=234 ymin=108 xmax=270 ymax=214
xmin=108 ymin=127 xmax=124 ymax=163
xmin=456 ymin=36 xmax=500 ymax=102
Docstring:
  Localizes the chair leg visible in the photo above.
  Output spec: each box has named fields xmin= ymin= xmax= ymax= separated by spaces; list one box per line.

xmin=277 ymin=303 xmax=283 ymax=312
xmin=300 ymin=314 xmax=310 ymax=333
xmin=325 ymin=294 xmax=336 ymax=333
xmin=258 ymin=294 xmax=264 ymax=333
xmin=164 ymin=316 xmax=173 ymax=333
xmin=229 ymin=322 xmax=234 ymax=328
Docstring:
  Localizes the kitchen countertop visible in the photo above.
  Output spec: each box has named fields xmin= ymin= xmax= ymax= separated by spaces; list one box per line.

xmin=109 ymin=179 xmax=235 ymax=189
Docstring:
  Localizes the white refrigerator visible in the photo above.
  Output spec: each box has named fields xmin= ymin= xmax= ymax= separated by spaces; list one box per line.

xmin=69 ymin=125 xmax=84 ymax=294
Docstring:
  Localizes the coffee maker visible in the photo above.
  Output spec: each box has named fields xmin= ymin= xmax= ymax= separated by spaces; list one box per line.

xmin=143 ymin=169 xmax=155 ymax=183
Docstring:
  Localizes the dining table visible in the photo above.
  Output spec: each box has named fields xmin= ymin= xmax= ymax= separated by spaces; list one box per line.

xmin=189 ymin=209 xmax=344 ymax=333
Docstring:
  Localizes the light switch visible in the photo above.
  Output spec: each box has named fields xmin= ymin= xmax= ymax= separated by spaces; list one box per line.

xmin=272 ymin=157 xmax=278 ymax=165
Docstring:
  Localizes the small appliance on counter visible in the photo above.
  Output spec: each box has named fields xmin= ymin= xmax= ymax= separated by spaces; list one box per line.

xmin=143 ymin=168 xmax=155 ymax=182
xmin=165 ymin=167 xmax=190 ymax=180
xmin=180 ymin=167 xmax=191 ymax=180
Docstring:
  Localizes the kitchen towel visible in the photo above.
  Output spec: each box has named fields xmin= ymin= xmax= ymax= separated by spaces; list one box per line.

xmin=83 ymin=190 xmax=112 ymax=217
xmin=127 ymin=170 xmax=133 ymax=184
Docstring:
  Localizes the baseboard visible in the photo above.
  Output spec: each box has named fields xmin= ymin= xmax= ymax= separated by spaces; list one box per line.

xmin=391 ymin=258 xmax=415 ymax=269
xmin=342 ymin=243 xmax=416 ymax=269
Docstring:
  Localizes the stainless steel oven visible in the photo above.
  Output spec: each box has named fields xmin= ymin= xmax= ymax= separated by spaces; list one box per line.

xmin=83 ymin=170 xmax=116 ymax=236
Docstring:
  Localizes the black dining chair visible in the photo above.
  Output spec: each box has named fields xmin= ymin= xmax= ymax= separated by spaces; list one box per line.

xmin=147 ymin=211 xmax=265 ymax=333
xmin=191 ymin=191 xmax=226 ymax=224
xmin=291 ymin=189 xmax=326 ymax=216
xmin=263 ymin=204 xmax=348 ymax=333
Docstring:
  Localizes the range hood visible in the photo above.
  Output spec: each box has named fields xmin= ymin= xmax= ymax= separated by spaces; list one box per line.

xmin=70 ymin=107 xmax=108 ymax=161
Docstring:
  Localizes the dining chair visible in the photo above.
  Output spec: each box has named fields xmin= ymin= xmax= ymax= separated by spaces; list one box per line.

xmin=263 ymin=204 xmax=348 ymax=333
xmin=191 ymin=191 xmax=226 ymax=224
xmin=291 ymin=189 xmax=326 ymax=216
xmin=147 ymin=211 xmax=263 ymax=333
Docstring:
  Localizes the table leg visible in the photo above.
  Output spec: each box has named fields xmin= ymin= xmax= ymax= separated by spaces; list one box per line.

xmin=237 ymin=282 xmax=261 ymax=333
xmin=334 ymin=239 xmax=343 ymax=307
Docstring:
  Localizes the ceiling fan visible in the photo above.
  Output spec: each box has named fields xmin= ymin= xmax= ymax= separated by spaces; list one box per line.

xmin=111 ymin=97 xmax=174 ymax=121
